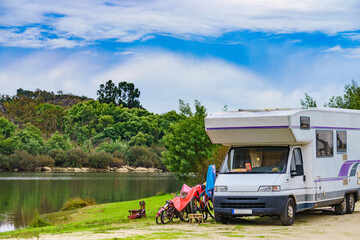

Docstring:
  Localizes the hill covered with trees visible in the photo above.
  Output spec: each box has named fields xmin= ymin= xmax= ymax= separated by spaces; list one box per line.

xmin=0 ymin=81 xmax=225 ymax=182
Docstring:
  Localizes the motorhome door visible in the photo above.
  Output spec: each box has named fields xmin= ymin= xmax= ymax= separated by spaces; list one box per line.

xmin=289 ymin=147 xmax=306 ymax=205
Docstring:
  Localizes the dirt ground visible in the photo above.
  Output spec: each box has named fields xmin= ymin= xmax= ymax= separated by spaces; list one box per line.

xmin=9 ymin=203 xmax=360 ymax=240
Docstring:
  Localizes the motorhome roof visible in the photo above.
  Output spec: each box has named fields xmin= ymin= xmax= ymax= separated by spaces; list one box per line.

xmin=205 ymin=107 xmax=360 ymax=146
xmin=208 ymin=107 xmax=360 ymax=119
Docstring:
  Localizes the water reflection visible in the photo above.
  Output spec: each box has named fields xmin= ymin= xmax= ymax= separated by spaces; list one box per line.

xmin=0 ymin=172 xmax=182 ymax=232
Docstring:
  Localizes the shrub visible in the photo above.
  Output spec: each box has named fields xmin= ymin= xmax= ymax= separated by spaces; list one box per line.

xmin=34 ymin=155 xmax=55 ymax=167
xmin=109 ymin=157 xmax=127 ymax=168
xmin=61 ymin=197 xmax=95 ymax=211
xmin=29 ymin=210 xmax=52 ymax=228
xmin=97 ymin=140 xmax=129 ymax=154
xmin=9 ymin=150 xmax=36 ymax=171
xmin=48 ymin=149 xmax=66 ymax=166
xmin=64 ymin=149 xmax=89 ymax=168
xmin=0 ymin=154 xmax=10 ymax=170
xmin=129 ymin=146 xmax=161 ymax=168
xmin=89 ymin=151 xmax=112 ymax=168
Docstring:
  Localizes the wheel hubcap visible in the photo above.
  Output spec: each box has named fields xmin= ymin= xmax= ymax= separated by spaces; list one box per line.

xmin=349 ymin=195 xmax=354 ymax=210
xmin=341 ymin=199 xmax=346 ymax=211
xmin=287 ymin=205 xmax=294 ymax=219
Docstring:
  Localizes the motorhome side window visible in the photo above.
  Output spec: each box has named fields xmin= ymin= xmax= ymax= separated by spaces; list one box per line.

xmin=290 ymin=148 xmax=303 ymax=174
xmin=316 ymin=130 xmax=333 ymax=157
xmin=221 ymin=147 xmax=289 ymax=174
xmin=300 ymin=116 xmax=310 ymax=129
xmin=336 ymin=131 xmax=347 ymax=153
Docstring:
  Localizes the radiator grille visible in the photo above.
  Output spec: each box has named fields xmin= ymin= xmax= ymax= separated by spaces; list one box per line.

xmin=227 ymin=197 xmax=258 ymax=201
xmin=220 ymin=202 xmax=266 ymax=208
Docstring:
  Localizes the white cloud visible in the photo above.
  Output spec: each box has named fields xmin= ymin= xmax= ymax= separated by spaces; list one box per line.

xmin=1 ymin=48 xmax=359 ymax=113
xmin=324 ymin=45 xmax=360 ymax=59
xmin=1 ymin=0 xmax=360 ymax=48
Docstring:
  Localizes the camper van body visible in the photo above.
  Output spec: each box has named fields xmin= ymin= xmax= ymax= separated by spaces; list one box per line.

xmin=205 ymin=108 xmax=360 ymax=225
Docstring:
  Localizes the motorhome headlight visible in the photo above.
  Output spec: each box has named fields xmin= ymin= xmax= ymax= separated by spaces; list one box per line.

xmin=215 ymin=186 xmax=228 ymax=192
xmin=258 ymin=185 xmax=281 ymax=192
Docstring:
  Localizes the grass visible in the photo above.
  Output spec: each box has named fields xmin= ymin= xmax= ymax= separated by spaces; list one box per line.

xmin=0 ymin=193 xmax=174 ymax=239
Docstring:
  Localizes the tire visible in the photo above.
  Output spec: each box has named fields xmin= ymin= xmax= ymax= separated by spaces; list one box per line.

xmin=190 ymin=197 xmax=208 ymax=221
xmin=179 ymin=205 xmax=191 ymax=222
xmin=206 ymin=197 xmax=215 ymax=220
xmin=335 ymin=197 xmax=347 ymax=215
xmin=346 ymin=193 xmax=355 ymax=214
xmin=214 ymin=213 xmax=230 ymax=224
xmin=280 ymin=198 xmax=295 ymax=226
xmin=156 ymin=215 xmax=162 ymax=224
xmin=160 ymin=208 xmax=174 ymax=224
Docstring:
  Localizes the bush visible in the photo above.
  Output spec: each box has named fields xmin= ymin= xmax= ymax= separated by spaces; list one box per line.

xmin=48 ymin=149 xmax=66 ymax=166
xmin=89 ymin=151 xmax=112 ymax=168
xmin=64 ymin=149 xmax=89 ymax=168
xmin=34 ymin=155 xmax=55 ymax=167
xmin=61 ymin=197 xmax=95 ymax=211
xmin=109 ymin=157 xmax=127 ymax=168
xmin=0 ymin=154 xmax=10 ymax=170
xmin=9 ymin=150 xmax=36 ymax=171
xmin=29 ymin=210 xmax=52 ymax=228
xmin=97 ymin=140 xmax=129 ymax=154
xmin=129 ymin=146 xmax=161 ymax=168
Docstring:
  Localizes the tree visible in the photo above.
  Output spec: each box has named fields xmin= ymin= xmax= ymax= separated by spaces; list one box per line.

xmin=97 ymin=80 xmax=142 ymax=108
xmin=325 ymin=80 xmax=360 ymax=109
xmin=162 ymin=100 xmax=215 ymax=182
xmin=13 ymin=124 xmax=45 ymax=155
xmin=97 ymin=80 xmax=117 ymax=104
xmin=300 ymin=93 xmax=317 ymax=108
xmin=117 ymin=81 xmax=141 ymax=108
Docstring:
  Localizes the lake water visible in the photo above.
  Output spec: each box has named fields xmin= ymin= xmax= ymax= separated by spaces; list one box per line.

xmin=0 ymin=172 xmax=182 ymax=232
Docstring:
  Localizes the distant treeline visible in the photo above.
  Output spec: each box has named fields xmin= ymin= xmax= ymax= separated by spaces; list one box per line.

xmin=0 ymin=83 xmax=184 ymax=171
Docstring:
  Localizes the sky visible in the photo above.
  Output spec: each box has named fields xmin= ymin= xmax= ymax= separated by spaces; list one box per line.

xmin=1 ymin=0 xmax=360 ymax=114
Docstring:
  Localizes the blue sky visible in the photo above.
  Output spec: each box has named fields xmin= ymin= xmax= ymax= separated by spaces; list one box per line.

xmin=1 ymin=0 xmax=360 ymax=113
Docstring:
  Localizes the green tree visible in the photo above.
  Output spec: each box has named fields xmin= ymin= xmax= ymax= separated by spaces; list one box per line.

xmin=97 ymin=80 xmax=141 ymax=108
xmin=162 ymin=100 xmax=215 ymax=182
xmin=300 ymin=93 xmax=317 ymax=108
xmin=97 ymin=80 xmax=117 ymax=104
xmin=46 ymin=132 xmax=71 ymax=151
xmin=117 ymin=81 xmax=141 ymax=108
xmin=0 ymin=117 xmax=16 ymax=138
xmin=13 ymin=124 xmax=45 ymax=155
xmin=325 ymin=80 xmax=360 ymax=109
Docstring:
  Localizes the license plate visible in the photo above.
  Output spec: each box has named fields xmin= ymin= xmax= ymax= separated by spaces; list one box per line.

xmin=232 ymin=209 xmax=252 ymax=215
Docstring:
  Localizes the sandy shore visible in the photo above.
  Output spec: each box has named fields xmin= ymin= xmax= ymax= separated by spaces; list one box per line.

xmin=8 ymin=202 xmax=360 ymax=240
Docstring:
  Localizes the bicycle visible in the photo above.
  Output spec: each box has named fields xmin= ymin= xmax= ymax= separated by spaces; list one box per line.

xmin=190 ymin=186 xmax=214 ymax=220
xmin=156 ymin=198 xmax=191 ymax=224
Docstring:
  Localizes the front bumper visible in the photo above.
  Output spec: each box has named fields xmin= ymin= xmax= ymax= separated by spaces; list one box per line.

xmin=214 ymin=195 xmax=288 ymax=217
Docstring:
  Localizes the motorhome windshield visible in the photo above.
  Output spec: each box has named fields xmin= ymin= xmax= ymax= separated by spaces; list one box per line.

xmin=220 ymin=147 xmax=289 ymax=174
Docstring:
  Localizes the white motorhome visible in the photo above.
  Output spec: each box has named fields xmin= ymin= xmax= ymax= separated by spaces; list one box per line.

xmin=205 ymin=108 xmax=360 ymax=225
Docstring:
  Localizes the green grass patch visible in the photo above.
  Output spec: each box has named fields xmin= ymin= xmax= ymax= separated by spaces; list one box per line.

xmin=0 ymin=194 xmax=174 ymax=239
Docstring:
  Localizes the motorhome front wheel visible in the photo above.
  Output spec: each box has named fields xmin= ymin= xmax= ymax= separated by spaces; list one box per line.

xmin=280 ymin=198 xmax=295 ymax=226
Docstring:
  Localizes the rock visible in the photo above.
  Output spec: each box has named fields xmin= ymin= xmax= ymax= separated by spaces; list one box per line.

xmin=116 ymin=167 xmax=129 ymax=172
xmin=35 ymin=167 xmax=52 ymax=172
xmin=135 ymin=167 xmax=148 ymax=172
xmin=125 ymin=166 xmax=136 ymax=172
xmin=52 ymin=167 xmax=70 ymax=172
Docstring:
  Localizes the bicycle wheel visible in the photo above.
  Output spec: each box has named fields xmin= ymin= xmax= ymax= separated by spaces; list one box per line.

xmin=206 ymin=197 xmax=215 ymax=220
xmin=179 ymin=204 xmax=191 ymax=222
xmin=160 ymin=207 xmax=175 ymax=224
xmin=190 ymin=196 xmax=208 ymax=221
xmin=156 ymin=213 xmax=162 ymax=224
